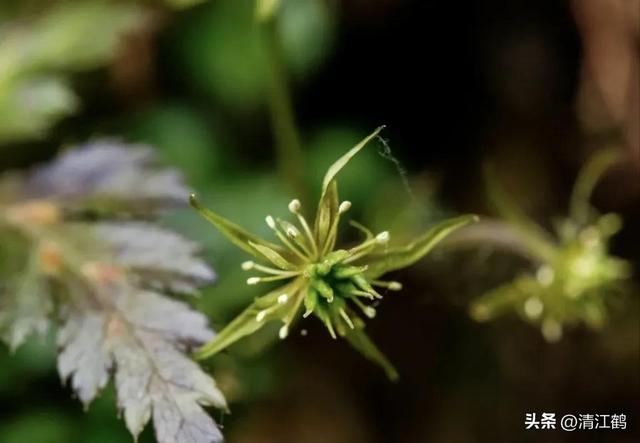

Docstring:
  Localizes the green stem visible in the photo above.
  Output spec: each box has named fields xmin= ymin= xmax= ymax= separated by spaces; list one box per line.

xmin=261 ymin=18 xmax=307 ymax=202
xmin=569 ymin=149 xmax=620 ymax=224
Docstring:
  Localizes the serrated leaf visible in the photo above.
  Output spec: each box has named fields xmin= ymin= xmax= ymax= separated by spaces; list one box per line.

xmin=57 ymin=309 xmax=112 ymax=406
xmin=1 ymin=140 xmax=225 ymax=442
xmin=0 ymin=249 xmax=52 ymax=351
xmin=58 ymin=285 xmax=225 ymax=442
xmin=363 ymin=214 xmax=479 ymax=279
xmin=343 ymin=317 xmax=398 ymax=381
xmin=95 ymin=222 xmax=216 ymax=293
xmin=195 ymin=279 xmax=304 ymax=359
xmin=26 ymin=141 xmax=191 ymax=213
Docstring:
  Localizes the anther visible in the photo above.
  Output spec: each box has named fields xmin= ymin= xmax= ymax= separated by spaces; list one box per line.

xmin=247 ymin=277 xmax=261 ymax=285
xmin=338 ymin=201 xmax=352 ymax=214
xmin=286 ymin=226 xmax=300 ymax=238
xmin=364 ymin=307 xmax=377 ymax=318
xmin=265 ymin=215 xmax=276 ymax=229
xmin=375 ymin=231 xmax=390 ymax=244
xmin=388 ymin=282 xmax=402 ymax=291
xmin=288 ymin=199 xmax=301 ymax=214
xmin=277 ymin=294 xmax=289 ymax=304
xmin=241 ymin=261 xmax=255 ymax=271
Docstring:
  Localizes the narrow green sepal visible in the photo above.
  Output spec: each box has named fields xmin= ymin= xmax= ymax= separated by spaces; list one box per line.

xmin=363 ymin=214 xmax=479 ymax=279
xmin=189 ymin=194 xmax=288 ymax=261
xmin=193 ymin=279 xmax=303 ymax=359
xmin=343 ymin=316 xmax=399 ymax=381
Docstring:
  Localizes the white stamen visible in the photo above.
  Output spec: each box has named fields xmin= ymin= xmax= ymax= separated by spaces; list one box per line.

xmin=241 ymin=260 xmax=255 ymax=271
xmin=278 ymin=324 xmax=289 ymax=339
xmin=338 ymin=201 xmax=352 ymax=214
xmin=256 ymin=310 xmax=267 ymax=322
xmin=288 ymin=199 xmax=301 ymax=213
xmin=265 ymin=215 xmax=276 ymax=229
xmin=388 ymin=281 xmax=402 ymax=291
xmin=536 ymin=265 xmax=554 ymax=286
xmin=247 ymin=277 xmax=261 ymax=285
xmin=375 ymin=231 xmax=390 ymax=244
xmin=364 ymin=307 xmax=376 ymax=318
xmin=541 ymin=318 xmax=562 ymax=342
xmin=286 ymin=227 xmax=299 ymax=238
xmin=277 ymin=294 xmax=289 ymax=304
xmin=524 ymin=297 xmax=544 ymax=319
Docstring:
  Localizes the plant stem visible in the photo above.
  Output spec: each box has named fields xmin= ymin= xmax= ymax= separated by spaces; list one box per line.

xmin=262 ymin=18 xmax=307 ymax=203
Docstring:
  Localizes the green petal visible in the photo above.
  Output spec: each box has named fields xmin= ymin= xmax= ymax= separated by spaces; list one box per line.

xmin=343 ymin=317 xmax=398 ymax=381
xmin=194 ymin=279 xmax=304 ymax=359
xmin=314 ymin=180 xmax=339 ymax=252
xmin=311 ymin=277 xmax=334 ymax=301
xmin=190 ymin=194 xmax=288 ymax=260
xmin=303 ymin=287 xmax=318 ymax=317
xmin=314 ymin=127 xmax=383 ymax=252
xmin=363 ymin=214 xmax=479 ymax=279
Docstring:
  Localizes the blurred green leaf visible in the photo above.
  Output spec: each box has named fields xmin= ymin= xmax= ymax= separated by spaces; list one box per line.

xmin=0 ymin=1 xmax=143 ymax=143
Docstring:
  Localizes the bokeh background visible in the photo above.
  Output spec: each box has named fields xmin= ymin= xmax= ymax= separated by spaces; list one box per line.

xmin=0 ymin=0 xmax=638 ymax=442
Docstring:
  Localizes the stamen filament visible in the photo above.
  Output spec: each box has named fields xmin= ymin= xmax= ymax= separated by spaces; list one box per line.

xmin=247 ymin=273 xmax=299 ymax=285
xmin=289 ymin=199 xmax=319 ymax=258
xmin=372 ymin=280 xmax=403 ymax=291
xmin=344 ymin=232 xmax=389 ymax=263
xmin=255 ymin=304 xmax=279 ymax=321
xmin=266 ymin=215 xmax=309 ymax=260
xmin=279 ymin=218 xmax=313 ymax=257
xmin=346 ymin=288 xmax=378 ymax=300
xmin=243 ymin=261 xmax=298 ymax=276
xmin=339 ymin=308 xmax=355 ymax=329
xmin=351 ymin=297 xmax=377 ymax=318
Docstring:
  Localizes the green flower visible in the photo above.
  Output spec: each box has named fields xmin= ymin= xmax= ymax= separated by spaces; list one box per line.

xmin=190 ymin=127 xmax=476 ymax=379
xmin=470 ymin=149 xmax=631 ymax=342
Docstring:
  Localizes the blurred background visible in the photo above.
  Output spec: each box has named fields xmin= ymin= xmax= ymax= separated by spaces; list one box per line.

xmin=0 ymin=0 xmax=638 ymax=442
